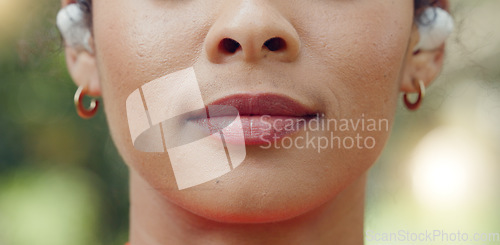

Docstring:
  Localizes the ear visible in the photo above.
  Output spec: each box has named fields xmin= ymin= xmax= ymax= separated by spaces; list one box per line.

xmin=400 ymin=0 xmax=450 ymax=93
xmin=61 ymin=0 xmax=101 ymax=97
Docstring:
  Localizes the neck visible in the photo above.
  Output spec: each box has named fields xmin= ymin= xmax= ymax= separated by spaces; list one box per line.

xmin=129 ymin=170 xmax=366 ymax=245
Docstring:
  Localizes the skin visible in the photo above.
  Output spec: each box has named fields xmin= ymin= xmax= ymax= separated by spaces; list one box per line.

xmin=62 ymin=0 xmax=448 ymax=244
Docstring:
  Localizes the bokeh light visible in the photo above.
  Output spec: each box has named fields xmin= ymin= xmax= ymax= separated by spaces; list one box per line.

xmin=410 ymin=126 xmax=492 ymax=210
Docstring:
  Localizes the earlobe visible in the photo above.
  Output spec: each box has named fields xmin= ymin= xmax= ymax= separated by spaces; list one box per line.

xmin=401 ymin=5 xmax=453 ymax=94
xmin=65 ymin=46 xmax=101 ymax=97
xmin=401 ymin=45 xmax=445 ymax=93
xmin=58 ymin=1 xmax=100 ymax=97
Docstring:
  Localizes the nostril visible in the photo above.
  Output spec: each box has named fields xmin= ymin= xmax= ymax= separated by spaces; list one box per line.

xmin=219 ymin=38 xmax=241 ymax=54
xmin=264 ymin=37 xmax=286 ymax=52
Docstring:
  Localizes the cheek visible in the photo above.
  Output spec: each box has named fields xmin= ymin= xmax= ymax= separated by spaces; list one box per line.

xmin=291 ymin=2 xmax=413 ymax=178
xmin=91 ymin=1 xmax=210 ymax=167
xmin=93 ymin=1 xmax=207 ymax=83
xmin=299 ymin=2 xmax=413 ymax=118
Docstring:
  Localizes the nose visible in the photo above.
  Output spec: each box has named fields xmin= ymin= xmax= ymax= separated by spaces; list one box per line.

xmin=204 ymin=1 xmax=301 ymax=63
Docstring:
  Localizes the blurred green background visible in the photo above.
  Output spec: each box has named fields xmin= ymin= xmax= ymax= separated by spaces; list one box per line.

xmin=0 ymin=0 xmax=128 ymax=244
xmin=0 ymin=0 xmax=498 ymax=245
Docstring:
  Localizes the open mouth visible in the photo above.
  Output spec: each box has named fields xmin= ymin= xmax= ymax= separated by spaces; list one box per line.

xmin=189 ymin=93 xmax=319 ymax=145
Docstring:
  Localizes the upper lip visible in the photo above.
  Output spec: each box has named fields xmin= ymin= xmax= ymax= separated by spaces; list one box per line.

xmin=205 ymin=93 xmax=318 ymax=117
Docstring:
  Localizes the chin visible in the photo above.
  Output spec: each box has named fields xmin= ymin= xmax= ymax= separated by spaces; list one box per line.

xmin=159 ymin=148 xmax=349 ymax=224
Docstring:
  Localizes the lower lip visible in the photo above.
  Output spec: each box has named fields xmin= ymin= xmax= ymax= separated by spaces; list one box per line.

xmin=192 ymin=115 xmax=311 ymax=145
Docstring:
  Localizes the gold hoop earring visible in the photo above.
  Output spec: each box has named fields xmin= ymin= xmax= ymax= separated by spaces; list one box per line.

xmin=403 ymin=80 xmax=426 ymax=111
xmin=74 ymin=85 xmax=99 ymax=119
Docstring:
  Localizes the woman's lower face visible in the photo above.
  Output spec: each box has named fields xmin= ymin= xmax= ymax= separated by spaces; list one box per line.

xmin=93 ymin=0 xmax=415 ymax=223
